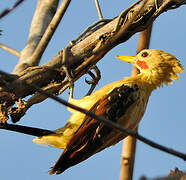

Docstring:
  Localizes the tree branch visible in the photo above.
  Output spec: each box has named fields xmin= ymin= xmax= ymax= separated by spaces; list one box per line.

xmin=0 ymin=43 xmax=20 ymax=57
xmin=0 ymin=0 xmax=25 ymax=19
xmin=23 ymin=0 xmax=71 ymax=70
xmin=0 ymin=123 xmax=54 ymax=136
xmin=94 ymin=0 xmax=103 ymax=19
xmin=141 ymin=168 xmax=186 ymax=180
xmin=13 ymin=0 xmax=60 ymax=74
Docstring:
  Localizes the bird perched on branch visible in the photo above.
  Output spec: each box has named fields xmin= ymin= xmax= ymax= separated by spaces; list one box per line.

xmin=33 ymin=49 xmax=183 ymax=175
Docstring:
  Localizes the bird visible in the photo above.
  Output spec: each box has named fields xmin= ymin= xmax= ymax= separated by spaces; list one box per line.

xmin=33 ymin=49 xmax=183 ymax=175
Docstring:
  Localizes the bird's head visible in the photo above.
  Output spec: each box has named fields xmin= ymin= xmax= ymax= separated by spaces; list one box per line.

xmin=117 ymin=49 xmax=183 ymax=88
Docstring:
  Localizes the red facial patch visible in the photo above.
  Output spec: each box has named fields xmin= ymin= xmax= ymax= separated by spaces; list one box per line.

xmin=136 ymin=60 xmax=149 ymax=69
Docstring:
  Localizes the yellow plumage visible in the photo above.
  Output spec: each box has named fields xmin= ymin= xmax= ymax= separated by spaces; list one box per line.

xmin=33 ymin=79 xmax=138 ymax=149
xmin=32 ymin=49 xmax=183 ymax=174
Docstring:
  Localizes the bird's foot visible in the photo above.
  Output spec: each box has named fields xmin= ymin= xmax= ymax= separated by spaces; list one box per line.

xmin=85 ymin=65 xmax=101 ymax=96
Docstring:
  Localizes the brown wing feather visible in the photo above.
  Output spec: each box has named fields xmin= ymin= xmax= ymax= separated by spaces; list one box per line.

xmin=50 ymin=84 xmax=139 ymax=175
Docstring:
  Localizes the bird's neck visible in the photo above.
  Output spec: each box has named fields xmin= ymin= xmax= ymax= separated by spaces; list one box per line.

xmin=124 ymin=72 xmax=166 ymax=92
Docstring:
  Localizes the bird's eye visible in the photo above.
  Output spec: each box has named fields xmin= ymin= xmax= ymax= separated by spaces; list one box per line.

xmin=141 ymin=52 xmax=148 ymax=58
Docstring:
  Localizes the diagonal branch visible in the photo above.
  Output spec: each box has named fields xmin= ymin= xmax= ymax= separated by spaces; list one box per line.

xmin=94 ymin=0 xmax=103 ymax=19
xmin=0 ymin=123 xmax=54 ymax=136
xmin=0 ymin=43 xmax=20 ymax=57
xmin=13 ymin=0 xmax=60 ymax=74
xmin=0 ymin=0 xmax=25 ymax=19
xmin=24 ymin=0 xmax=71 ymax=69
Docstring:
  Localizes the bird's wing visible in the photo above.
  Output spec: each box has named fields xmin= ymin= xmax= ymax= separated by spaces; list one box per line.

xmin=32 ymin=80 xmax=131 ymax=149
xmin=50 ymin=84 xmax=139 ymax=174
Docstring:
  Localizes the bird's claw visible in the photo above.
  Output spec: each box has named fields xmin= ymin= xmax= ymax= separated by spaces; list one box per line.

xmin=85 ymin=71 xmax=96 ymax=85
xmin=85 ymin=66 xmax=101 ymax=96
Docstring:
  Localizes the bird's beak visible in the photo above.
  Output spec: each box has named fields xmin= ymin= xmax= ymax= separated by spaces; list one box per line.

xmin=116 ymin=55 xmax=136 ymax=64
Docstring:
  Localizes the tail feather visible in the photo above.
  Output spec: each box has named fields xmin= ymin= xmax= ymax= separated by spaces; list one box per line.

xmin=49 ymin=130 xmax=103 ymax=174
xmin=49 ymin=149 xmax=73 ymax=175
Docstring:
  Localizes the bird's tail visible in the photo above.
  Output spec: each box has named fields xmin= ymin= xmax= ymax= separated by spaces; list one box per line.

xmin=49 ymin=148 xmax=78 ymax=175
xmin=49 ymin=130 xmax=102 ymax=174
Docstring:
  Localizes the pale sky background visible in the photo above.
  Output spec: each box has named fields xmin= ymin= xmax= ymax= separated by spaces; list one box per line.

xmin=0 ymin=1 xmax=186 ymax=180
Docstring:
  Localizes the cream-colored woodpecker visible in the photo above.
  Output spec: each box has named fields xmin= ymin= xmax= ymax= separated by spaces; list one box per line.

xmin=33 ymin=49 xmax=183 ymax=175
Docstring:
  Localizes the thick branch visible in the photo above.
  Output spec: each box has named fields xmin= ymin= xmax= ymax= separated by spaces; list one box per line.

xmin=13 ymin=0 xmax=60 ymax=74
xmin=19 ymin=0 xmax=71 ymax=72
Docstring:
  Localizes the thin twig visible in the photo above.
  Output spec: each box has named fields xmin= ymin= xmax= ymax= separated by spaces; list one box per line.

xmin=0 ymin=123 xmax=54 ymax=136
xmin=0 ymin=0 xmax=25 ymax=19
xmin=0 ymin=43 xmax=20 ymax=57
xmin=94 ymin=0 xmax=103 ymax=19
xmin=0 ymin=70 xmax=186 ymax=161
